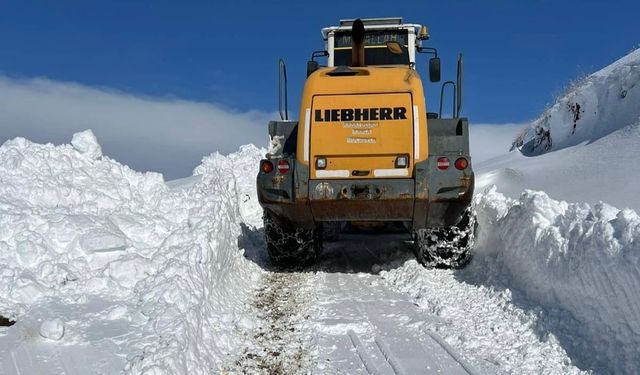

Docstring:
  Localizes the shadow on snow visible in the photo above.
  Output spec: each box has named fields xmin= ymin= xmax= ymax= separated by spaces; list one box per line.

xmin=238 ymin=223 xmax=415 ymax=275
xmin=455 ymin=253 xmax=606 ymax=374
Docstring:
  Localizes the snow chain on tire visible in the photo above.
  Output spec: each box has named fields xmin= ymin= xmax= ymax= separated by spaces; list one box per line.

xmin=413 ymin=207 xmax=477 ymax=269
xmin=263 ymin=212 xmax=319 ymax=266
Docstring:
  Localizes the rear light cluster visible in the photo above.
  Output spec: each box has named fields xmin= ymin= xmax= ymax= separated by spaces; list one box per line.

xmin=317 ymin=155 xmax=409 ymax=170
xmin=260 ymin=160 xmax=273 ymax=174
xmin=277 ymin=159 xmax=290 ymax=174
xmin=437 ymin=157 xmax=450 ymax=170
xmin=260 ymin=159 xmax=291 ymax=174
xmin=437 ymin=157 xmax=469 ymax=171
xmin=454 ymin=158 xmax=469 ymax=170
xmin=395 ymin=155 xmax=409 ymax=168
xmin=316 ymin=157 xmax=327 ymax=169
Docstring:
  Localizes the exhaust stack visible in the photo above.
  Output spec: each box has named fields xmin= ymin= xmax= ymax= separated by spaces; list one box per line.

xmin=351 ymin=19 xmax=365 ymax=67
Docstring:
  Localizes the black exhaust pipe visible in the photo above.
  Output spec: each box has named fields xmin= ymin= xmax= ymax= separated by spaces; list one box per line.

xmin=351 ymin=19 xmax=365 ymax=67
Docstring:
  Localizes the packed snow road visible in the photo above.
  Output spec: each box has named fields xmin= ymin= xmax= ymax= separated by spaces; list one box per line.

xmin=223 ymin=229 xmax=586 ymax=375
xmin=310 ymin=236 xmax=477 ymax=375
xmin=224 ymin=233 xmax=478 ymax=374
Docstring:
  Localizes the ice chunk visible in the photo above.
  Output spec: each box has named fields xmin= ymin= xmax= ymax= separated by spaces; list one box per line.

xmin=79 ymin=227 xmax=127 ymax=253
xmin=71 ymin=129 xmax=102 ymax=160
xmin=40 ymin=318 xmax=65 ymax=341
xmin=267 ymin=135 xmax=285 ymax=156
xmin=104 ymin=255 xmax=151 ymax=289
xmin=16 ymin=240 xmax=46 ymax=267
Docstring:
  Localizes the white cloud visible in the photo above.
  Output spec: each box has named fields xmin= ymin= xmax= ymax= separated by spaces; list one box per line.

xmin=0 ymin=76 xmax=274 ymax=179
xmin=0 ymin=76 xmax=523 ymax=178
xmin=469 ymin=123 xmax=524 ymax=164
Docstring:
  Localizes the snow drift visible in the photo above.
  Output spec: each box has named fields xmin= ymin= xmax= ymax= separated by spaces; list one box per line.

xmin=472 ymin=187 xmax=640 ymax=373
xmin=477 ymin=120 xmax=640 ymax=212
xmin=0 ymin=131 xmax=265 ymax=374
xmin=381 ymin=186 xmax=640 ymax=374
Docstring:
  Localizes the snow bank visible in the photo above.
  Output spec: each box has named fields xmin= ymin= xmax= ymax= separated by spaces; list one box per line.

xmin=381 ymin=186 xmax=640 ymax=373
xmin=443 ymin=49 xmax=640 ymax=373
xmin=0 ymin=132 xmax=266 ymax=374
xmin=471 ymin=187 xmax=640 ymax=373
xmin=513 ymin=48 xmax=640 ymax=155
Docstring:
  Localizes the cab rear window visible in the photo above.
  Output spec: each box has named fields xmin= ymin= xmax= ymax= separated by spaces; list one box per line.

xmin=334 ymin=30 xmax=409 ymax=66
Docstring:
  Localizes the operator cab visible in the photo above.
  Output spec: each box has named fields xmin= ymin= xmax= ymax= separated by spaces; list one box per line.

xmin=321 ymin=18 xmax=428 ymax=67
xmin=297 ymin=18 xmax=460 ymax=121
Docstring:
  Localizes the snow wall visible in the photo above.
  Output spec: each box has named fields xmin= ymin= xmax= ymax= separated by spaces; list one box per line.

xmin=0 ymin=130 xmax=265 ymax=374
xmin=473 ymin=187 xmax=640 ymax=373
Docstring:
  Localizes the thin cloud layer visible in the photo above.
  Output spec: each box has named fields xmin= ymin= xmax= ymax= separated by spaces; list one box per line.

xmin=0 ymin=76 xmax=519 ymax=179
xmin=0 ymin=76 xmax=273 ymax=179
xmin=469 ymin=123 xmax=522 ymax=164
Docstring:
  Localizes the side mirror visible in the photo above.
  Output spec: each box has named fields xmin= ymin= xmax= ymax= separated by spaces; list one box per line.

xmin=307 ymin=60 xmax=319 ymax=77
xmin=429 ymin=57 xmax=441 ymax=82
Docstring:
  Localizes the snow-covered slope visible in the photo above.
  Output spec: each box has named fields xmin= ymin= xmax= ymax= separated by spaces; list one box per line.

xmin=513 ymin=48 xmax=640 ymax=155
xmin=478 ymin=49 xmax=640 ymax=212
xmin=477 ymin=121 xmax=640 ymax=211
xmin=0 ymin=131 xmax=266 ymax=374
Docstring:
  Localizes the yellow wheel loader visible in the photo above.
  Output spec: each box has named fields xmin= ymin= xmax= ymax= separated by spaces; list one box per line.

xmin=257 ymin=18 xmax=475 ymax=268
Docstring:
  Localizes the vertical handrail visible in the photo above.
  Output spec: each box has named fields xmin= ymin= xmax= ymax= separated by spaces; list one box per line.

xmin=456 ymin=54 xmax=463 ymax=117
xmin=439 ymin=81 xmax=456 ymax=119
xmin=278 ymin=59 xmax=288 ymax=121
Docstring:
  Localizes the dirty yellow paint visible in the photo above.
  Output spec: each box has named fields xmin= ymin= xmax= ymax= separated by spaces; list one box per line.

xmin=297 ymin=65 xmax=429 ymax=179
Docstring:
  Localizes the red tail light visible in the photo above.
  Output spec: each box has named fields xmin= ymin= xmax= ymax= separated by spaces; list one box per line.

xmin=454 ymin=158 xmax=469 ymax=170
xmin=437 ymin=157 xmax=450 ymax=170
xmin=277 ymin=159 xmax=290 ymax=174
xmin=260 ymin=160 xmax=273 ymax=174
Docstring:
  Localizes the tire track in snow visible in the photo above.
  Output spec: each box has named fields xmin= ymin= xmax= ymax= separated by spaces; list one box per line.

xmin=310 ymin=235 xmax=475 ymax=374
xmin=223 ymin=270 xmax=314 ymax=374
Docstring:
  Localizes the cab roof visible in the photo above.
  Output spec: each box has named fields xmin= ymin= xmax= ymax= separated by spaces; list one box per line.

xmin=321 ymin=18 xmax=423 ymax=39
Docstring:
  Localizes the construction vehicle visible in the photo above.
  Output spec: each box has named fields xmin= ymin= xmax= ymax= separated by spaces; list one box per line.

xmin=257 ymin=18 xmax=475 ymax=268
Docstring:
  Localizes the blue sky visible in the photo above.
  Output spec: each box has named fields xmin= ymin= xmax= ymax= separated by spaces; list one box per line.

xmin=0 ymin=1 xmax=638 ymax=178
xmin=2 ymin=0 xmax=638 ymax=123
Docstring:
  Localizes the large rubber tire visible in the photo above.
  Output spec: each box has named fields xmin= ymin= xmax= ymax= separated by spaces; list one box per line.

xmin=413 ymin=207 xmax=477 ymax=269
xmin=320 ymin=222 xmax=341 ymax=242
xmin=263 ymin=211 xmax=320 ymax=266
